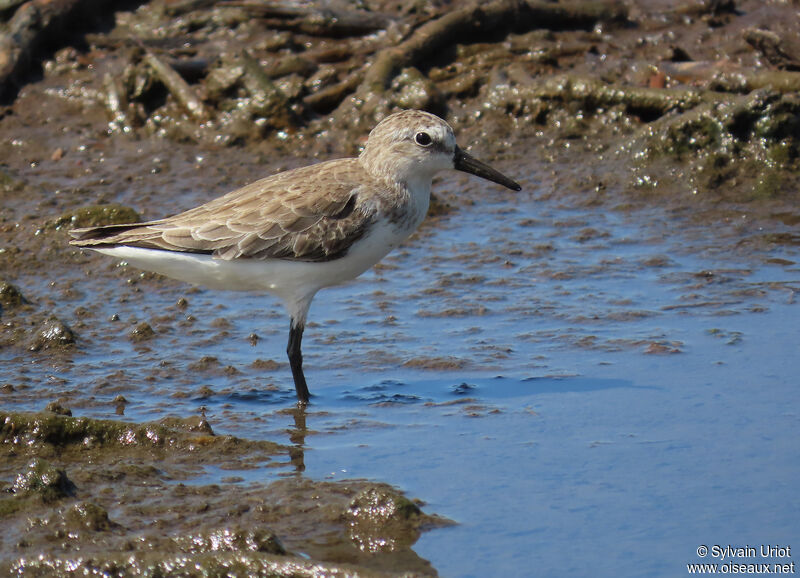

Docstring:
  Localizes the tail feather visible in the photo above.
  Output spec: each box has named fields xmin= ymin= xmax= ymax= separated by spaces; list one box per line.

xmin=69 ymin=222 xmax=213 ymax=255
xmin=70 ymin=222 xmax=157 ymax=247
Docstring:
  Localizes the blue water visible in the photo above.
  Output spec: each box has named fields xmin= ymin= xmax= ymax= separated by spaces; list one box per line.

xmin=293 ymin=335 xmax=799 ymax=576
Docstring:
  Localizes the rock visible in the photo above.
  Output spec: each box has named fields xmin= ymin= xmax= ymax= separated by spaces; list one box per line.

xmin=344 ymin=486 xmax=425 ymax=552
xmin=129 ymin=322 xmax=155 ymax=342
xmin=48 ymin=204 xmax=141 ymax=232
xmin=64 ymin=502 xmax=112 ymax=532
xmin=179 ymin=527 xmax=285 ymax=554
xmin=44 ymin=402 xmax=72 ymax=416
xmin=12 ymin=458 xmax=75 ymax=502
xmin=348 ymin=486 xmax=422 ymax=522
xmin=29 ymin=317 xmax=76 ymax=352
xmin=0 ymin=281 xmax=26 ymax=309
xmin=159 ymin=415 xmax=214 ymax=435
xmin=391 ymin=67 xmax=445 ymax=115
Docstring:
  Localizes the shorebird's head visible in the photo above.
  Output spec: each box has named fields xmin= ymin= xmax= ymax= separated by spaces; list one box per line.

xmin=359 ymin=110 xmax=521 ymax=191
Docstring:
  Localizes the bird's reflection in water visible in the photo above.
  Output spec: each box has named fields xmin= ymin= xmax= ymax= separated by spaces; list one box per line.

xmin=285 ymin=405 xmax=307 ymax=473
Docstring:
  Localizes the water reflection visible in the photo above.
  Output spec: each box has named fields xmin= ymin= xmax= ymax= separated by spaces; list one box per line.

xmin=286 ymin=405 xmax=307 ymax=473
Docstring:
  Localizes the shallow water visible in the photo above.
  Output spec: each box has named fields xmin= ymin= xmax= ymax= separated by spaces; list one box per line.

xmin=2 ymin=162 xmax=799 ymax=575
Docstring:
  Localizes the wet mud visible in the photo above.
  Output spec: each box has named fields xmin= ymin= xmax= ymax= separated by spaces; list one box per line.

xmin=1 ymin=0 xmax=799 ymax=575
xmin=1 ymin=411 xmax=449 ymax=576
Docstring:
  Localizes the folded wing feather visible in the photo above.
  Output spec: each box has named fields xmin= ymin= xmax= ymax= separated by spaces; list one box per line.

xmin=69 ymin=159 xmax=378 ymax=263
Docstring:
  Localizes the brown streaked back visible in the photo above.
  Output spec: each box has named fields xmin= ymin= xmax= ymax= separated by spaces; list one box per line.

xmin=69 ymin=158 xmax=383 ymax=263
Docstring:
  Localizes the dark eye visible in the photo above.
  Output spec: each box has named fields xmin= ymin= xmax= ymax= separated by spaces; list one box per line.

xmin=415 ymin=132 xmax=432 ymax=147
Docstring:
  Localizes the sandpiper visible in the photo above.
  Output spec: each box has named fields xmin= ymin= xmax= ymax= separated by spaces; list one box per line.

xmin=70 ymin=110 xmax=521 ymax=403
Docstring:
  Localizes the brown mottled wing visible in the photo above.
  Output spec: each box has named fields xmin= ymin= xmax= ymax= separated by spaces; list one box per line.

xmin=70 ymin=159 xmax=379 ymax=262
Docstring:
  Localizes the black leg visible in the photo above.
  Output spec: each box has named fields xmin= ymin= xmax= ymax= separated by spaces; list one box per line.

xmin=287 ymin=320 xmax=310 ymax=404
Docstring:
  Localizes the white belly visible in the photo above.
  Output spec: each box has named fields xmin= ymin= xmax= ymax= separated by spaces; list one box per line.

xmin=93 ymin=218 xmax=413 ymax=322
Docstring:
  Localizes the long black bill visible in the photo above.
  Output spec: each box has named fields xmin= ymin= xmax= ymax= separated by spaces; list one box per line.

xmin=453 ymin=146 xmax=521 ymax=191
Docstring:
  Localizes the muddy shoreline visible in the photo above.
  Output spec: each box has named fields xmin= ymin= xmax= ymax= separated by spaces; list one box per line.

xmin=1 ymin=410 xmax=451 ymax=575
xmin=1 ymin=0 xmax=799 ymax=575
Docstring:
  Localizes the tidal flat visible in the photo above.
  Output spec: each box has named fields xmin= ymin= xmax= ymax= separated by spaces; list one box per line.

xmin=1 ymin=0 xmax=799 ymax=575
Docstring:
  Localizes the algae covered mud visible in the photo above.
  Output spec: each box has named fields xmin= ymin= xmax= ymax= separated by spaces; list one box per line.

xmin=1 ymin=0 xmax=800 ymax=575
xmin=0 ymin=411 xmax=449 ymax=575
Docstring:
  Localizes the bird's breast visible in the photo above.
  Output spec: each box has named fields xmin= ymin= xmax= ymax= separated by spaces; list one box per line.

xmin=344 ymin=216 xmax=414 ymax=269
xmin=379 ymin=180 xmax=431 ymax=232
